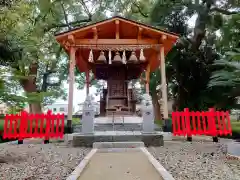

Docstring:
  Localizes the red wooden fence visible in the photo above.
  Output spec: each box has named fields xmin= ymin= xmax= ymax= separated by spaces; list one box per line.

xmin=3 ymin=111 xmax=65 ymax=140
xmin=172 ymin=108 xmax=232 ymax=136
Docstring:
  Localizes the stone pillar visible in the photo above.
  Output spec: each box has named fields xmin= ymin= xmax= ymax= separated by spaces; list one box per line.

xmin=141 ymin=94 xmax=155 ymax=133
xmin=67 ymin=47 xmax=76 ymax=133
xmin=82 ymin=96 xmax=95 ymax=134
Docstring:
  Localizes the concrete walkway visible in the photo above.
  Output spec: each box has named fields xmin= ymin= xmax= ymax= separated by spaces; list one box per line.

xmin=78 ymin=151 xmax=163 ymax=180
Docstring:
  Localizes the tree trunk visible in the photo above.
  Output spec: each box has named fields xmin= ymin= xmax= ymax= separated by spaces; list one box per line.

xmin=20 ymin=63 xmax=42 ymax=114
xmin=152 ymin=92 xmax=161 ymax=121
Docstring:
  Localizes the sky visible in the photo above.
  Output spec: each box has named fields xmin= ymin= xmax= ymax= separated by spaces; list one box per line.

xmin=55 ymin=11 xmax=198 ymax=111
xmin=55 ymin=83 xmax=100 ymax=109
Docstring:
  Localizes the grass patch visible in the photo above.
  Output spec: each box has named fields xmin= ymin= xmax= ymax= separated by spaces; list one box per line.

xmin=72 ymin=117 xmax=80 ymax=125
xmin=231 ymin=120 xmax=240 ymax=133
xmin=155 ymin=119 xmax=162 ymax=127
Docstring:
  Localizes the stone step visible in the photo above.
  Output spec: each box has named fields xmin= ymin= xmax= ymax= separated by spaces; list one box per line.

xmin=93 ymin=141 xmax=144 ymax=149
xmin=73 ymin=123 xmax=162 ymax=132
xmin=71 ymin=132 xmax=164 ymax=147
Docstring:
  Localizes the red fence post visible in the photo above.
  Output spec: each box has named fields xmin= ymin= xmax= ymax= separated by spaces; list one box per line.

xmin=184 ymin=108 xmax=192 ymax=141
xmin=216 ymin=111 xmax=222 ymax=136
xmin=172 ymin=112 xmax=177 ymax=136
xmin=191 ymin=112 xmax=197 ymax=135
xmin=3 ymin=114 xmax=10 ymax=139
xmin=201 ymin=112 xmax=207 ymax=135
xmin=225 ymin=111 xmax=232 ymax=136
xmin=61 ymin=113 xmax=64 ymax=139
xmin=44 ymin=110 xmax=51 ymax=143
xmin=208 ymin=108 xmax=217 ymax=136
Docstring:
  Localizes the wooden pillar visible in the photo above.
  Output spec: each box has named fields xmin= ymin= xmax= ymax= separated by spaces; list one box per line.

xmin=160 ymin=45 xmax=168 ymax=120
xmin=86 ymin=70 xmax=90 ymax=96
xmin=145 ymin=64 xmax=150 ymax=94
xmin=67 ymin=46 xmax=76 ymax=133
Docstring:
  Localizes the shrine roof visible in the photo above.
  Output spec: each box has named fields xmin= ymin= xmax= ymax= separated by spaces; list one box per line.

xmin=55 ymin=16 xmax=179 ymax=74
xmin=55 ymin=16 xmax=179 ymax=39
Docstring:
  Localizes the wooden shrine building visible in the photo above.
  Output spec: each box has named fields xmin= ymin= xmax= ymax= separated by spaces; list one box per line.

xmin=55 ymin=16 xmax=179 ymax=132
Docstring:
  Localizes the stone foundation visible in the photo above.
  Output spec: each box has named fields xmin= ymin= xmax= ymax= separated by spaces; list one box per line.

xmin=71 ymin=132 xmax=164 ymax=147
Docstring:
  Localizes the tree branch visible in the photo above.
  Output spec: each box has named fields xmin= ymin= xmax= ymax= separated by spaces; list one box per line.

xmin=60 ymin=2 xmax=71 ymax=30
xmin=210 ymin=7 xmax=239 ymax=15
xmin=132 ymin=1 xmax=149 ymax=18
xmin=79 ymin=0 xmax=92 ymax=18
xmin=44 ymin=17 xmax=91 ymax=32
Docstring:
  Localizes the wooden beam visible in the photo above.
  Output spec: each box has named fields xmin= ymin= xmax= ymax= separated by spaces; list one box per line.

xmin=92 ymin=27 xmax=98 ymax=39
xmin=161 ymin=35 xmax=167 ymax=41
xmin=115 ymin=20 xmax=119 ymax=39
xmin=67 ymin=35 xmax=75 ymax=44
xmin=75 ymin=39 xmax=158 ymax=45
xmin=138 ymin=27 xmax=143 ymax=39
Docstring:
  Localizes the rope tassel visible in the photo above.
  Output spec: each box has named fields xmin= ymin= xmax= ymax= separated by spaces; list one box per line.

xmin=139 ymin=48 xmax=145 ymax=61
xmin=88 ymin=49 xmax=94 ymax=62
xmin=109 ymin=50 xmax=112 ymax=64
xmin=122 ymin=50 xmax=126 ymax=64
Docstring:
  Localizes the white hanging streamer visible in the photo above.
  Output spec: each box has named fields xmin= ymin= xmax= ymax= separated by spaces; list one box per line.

xmin=122 ymin=50 xmax=126 ymax=64
xmin=140 ymin=48 xmax=145 ymax=61
xmin=88 ymin=49 xmax=94 ymax=62
xmin=109 ymin=50 xmax=112 ymax=64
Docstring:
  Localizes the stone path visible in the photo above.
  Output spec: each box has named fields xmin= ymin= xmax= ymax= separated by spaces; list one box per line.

xmin=227 ymin=142 xmax=240 ymax=156
xmin=78 ymin=151 xmax=163 ymax=180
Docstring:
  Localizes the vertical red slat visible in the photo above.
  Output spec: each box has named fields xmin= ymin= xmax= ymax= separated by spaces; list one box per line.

xmin=19 ymin=112 xmax=23 ymax=140
xmin=206 ymin=109 xmax=212 ymax=135
xmin=196 ymin=112 xmax=202 ymax=135
xmin=172 ymin=112 xmax=177 ymax=136
xmin=24 ymin=111 xmax=29 ymax=138
xmin=192 ymin=112 xmax=197 ymax=135
xmin=3 ymin=114 xmax=9 ymax=139
xmin=60 ymin=113 xmax=65 ymax=139
xmin=9 ymin=115 xmax=13 ymax=139
xmin=180 ymin=111 xmax=185 ymax=136
xmin=202 ymin=112 xmax=207 ymax=134
xmin=40 ymin=113 xmax=44 ymax=138
xmin=221 ymin=111 xmax=227 ymax=136
xmin=216 ymin=111 xmax=222 ymax=136
xmin=29 ymin=114 xmax=34 ymax=138
xmin=55 ymin=114 xmax=60 ymax=138
xmin=176 ymin=112 xmax=181 ymax=135
xmin=13 ymin=114 xmax=18 ymax=138
xmin=184 ymin=108 xmax=191 ymax=136
xmin=35 ymin=114 xmax=39 ymax=138
xmin=208 ymin=108 xmax=217 ymax=136
xmin=44 ymin=111 xmax=51 ymax=141
xmin=51 ymin=113 xmax=55 ymax=138
xmin=225 ymin=111 xmax=232 ymax=136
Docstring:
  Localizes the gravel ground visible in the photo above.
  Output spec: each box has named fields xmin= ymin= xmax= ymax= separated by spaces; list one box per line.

xmin=0 ymin=142 xmax=90 ymax=180
xmin=148 ymin=141 xmax=240 ymax=180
